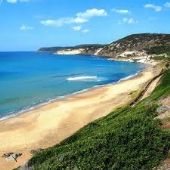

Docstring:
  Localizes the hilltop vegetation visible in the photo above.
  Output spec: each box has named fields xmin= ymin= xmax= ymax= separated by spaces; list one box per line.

xmin=38 ymin=33 xmax=170 ymax=60
xmin=20 ymin=67 xmax=170 ymax=170
xmin=146 ymin=46 xmax=170 ymax=61
xmin=98 ymin=33 xmax=170 ymax=57
xmin=146 ymin=46 xmax=170 ymax=55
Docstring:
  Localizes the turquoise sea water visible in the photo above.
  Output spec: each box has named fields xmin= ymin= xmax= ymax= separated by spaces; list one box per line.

xmin=0 ymin=52 xmax=145 ymax=119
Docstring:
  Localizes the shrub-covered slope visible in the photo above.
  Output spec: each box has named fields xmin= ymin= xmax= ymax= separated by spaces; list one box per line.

xmin=22 ymin=68 xmax=170 ymax=170
xmin=38 ymin=33 xmax=170 ymax=60
xmin=98 ymin=33 xmax=170 ymax=57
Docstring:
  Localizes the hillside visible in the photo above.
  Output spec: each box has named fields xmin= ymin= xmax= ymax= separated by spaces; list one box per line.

xmin=98 ymin=33 xmax=170 ymax=57
xmin=39 ymin=33 xmax=170 ymax=62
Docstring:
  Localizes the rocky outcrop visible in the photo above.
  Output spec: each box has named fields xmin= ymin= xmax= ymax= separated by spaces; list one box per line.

xmin=2 ymin=152 xmax=22 ymax=162
xmin=156 ymin=106 xmax=170 ymax=114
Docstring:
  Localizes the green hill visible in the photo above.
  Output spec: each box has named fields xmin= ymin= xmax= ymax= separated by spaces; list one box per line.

xmin=38 ymin=33 xmax=170 ymax=60
xmin=18 ymin=66 xmax=170 ymax=170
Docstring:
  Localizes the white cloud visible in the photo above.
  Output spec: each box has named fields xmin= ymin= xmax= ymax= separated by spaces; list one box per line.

xmin=1 ymin=0 xmax=29 ymax=4
xmin=120 ymin=17 xmax=138 ymax=24
xmin=144 ymin=4 xmax=162 ymax=12
xmin=72 ymin=17 xmax=88 ymax=24
xmin=40 ymin=18 xmax=74 ymax=27
xmin=123 ymin=18 xmax=136 ymax=24
xmin=76 ymin=8 xmax=107 ymax=19
xmin=72 ymin=26 xmax=89 ymax=33
xmin=82 ymin=29 xmax=90 ymax=33
xmin=72 ymin=26 xmax=82 ymax=31
xmin=6 ymin=0 xmax=17 ymax=3
xmin=164 ymin=2 xmax=170 ymax=8
xmin=41 ymin=8 xmax=107 ymax=27
xmin=20 ymin=25 xmax=34 ymax=31
xmin=112 ymin=8 xmax=130 ymax=14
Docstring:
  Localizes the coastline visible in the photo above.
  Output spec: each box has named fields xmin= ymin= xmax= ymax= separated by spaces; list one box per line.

xmin=0 ymin=62 xmax=163 ymax=170
xmin=0 ymin=68 xmax=142 ymax=122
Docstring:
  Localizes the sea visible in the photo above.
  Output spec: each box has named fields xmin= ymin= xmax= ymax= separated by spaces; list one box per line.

xmin=0 ymin=52 xmax=145 ymax=119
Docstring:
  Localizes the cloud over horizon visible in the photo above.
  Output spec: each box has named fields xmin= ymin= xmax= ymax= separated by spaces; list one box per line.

xmin=164 ymin=2 xmax=170 ymax=8
xmin=20 ymin=24 xmax=34 ymax=31
xmin=72 ymin=25 xmax=90 ymax=33
xmin=144 ymin=4 xmax=162 ymax=12
xmin=1 ymin=0 xmax=30 ymax=4
xmin=119 ymin=17 xmax=138 ymax=24
xmin=112 ymin=8 xmax=130 ymax=14
xmin=40 ymin=8 xmax=107 ymax=27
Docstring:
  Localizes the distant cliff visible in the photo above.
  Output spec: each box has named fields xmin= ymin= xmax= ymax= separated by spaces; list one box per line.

xmin=39 ymin=44 xmax=105 ymax=55
xmin=39 ymin=33 xmax=170 ymax=63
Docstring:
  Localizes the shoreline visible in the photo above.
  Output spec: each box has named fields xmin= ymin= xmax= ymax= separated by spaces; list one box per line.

xmin=0 ymin=62 xmax=162 ymax=170
xmin=0 ymin=53 xmax=150 ymax=123
xmin=0 ymin=70 xmax=141 ymax=122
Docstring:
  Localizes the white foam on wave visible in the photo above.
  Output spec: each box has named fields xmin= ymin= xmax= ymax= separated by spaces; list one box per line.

xmin=67 ymin=76 xmax=101 ymax=82
xmin=118 ymin=72 xmax=139 ymax=82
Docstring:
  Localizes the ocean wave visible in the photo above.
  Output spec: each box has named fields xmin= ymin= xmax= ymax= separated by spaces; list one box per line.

xmin=118 ymin=72 xmax=139 ymax=82
xmin=67 ymin=76 xmax=102 ymax=82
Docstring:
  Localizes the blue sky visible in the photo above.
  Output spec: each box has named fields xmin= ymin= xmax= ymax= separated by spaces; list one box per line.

xmin=0 ymin=0 xmax=170 ymax=51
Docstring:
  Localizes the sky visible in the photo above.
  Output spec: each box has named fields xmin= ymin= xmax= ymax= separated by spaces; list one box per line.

xmin=0 ymin=0 xmax=170 ymax=51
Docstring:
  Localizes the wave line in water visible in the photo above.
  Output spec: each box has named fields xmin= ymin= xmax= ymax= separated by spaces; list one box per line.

xmin=67 ymin=75 xmax=102 ymax=82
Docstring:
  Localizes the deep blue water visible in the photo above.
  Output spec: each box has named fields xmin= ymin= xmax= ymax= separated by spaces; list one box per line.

xmin=0 ymin=52 xmax=144 ymax=118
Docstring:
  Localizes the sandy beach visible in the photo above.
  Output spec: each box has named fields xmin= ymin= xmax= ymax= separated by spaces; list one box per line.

xmin=0 ymin=64 xmax=162 ymax=170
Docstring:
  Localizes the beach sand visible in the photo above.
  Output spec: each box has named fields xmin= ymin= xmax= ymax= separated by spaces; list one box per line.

xmin=0 ymin=64 xmax=162 ymax=170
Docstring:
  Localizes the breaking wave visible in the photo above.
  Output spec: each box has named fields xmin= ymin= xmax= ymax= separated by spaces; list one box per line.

xmin=67 ymin=76 xmax=102 ymax=82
